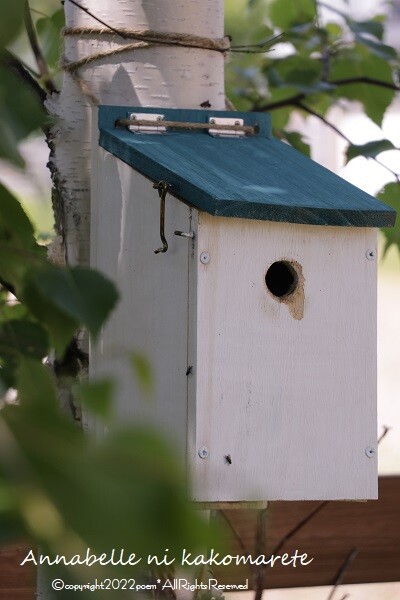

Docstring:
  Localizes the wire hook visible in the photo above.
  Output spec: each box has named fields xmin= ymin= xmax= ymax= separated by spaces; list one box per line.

xmin=153 ymin=180 xmax=170 ymax=254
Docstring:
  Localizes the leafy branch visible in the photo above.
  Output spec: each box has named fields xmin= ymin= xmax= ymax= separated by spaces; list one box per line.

xmin=0 ymin=48 xmax=46 ymax=105
xmin=24 ymin=2 xmax=58 ymax=94
xmin=294 ymin=102 xmax=400 ymax=184
xmin=254 ymin=76 xmax=400 ymax=112
xmin=227 ymin=0 xmax=400 ymax=250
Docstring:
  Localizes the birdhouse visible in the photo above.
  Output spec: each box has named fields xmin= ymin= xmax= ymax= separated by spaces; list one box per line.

xmin=91 ymin=106 xmax=396 ymax=503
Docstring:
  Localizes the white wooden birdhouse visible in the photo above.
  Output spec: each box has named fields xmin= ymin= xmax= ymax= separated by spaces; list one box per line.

xmin=91 ymin=106 xmax=395 ymax=503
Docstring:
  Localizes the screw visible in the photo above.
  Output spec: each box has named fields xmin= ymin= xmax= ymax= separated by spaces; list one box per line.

xmin=234 ymin=120 xmax=240 ymax=126
xmin=365 ymin=446 xmax=376 ymax=458
xmin=200 ymin=252 xmax=210 ymax=264
xmin=198 ymin=446 xmax=209 ymax=459
xmin=174 ymin=230 xmax=195 ymax=239
xmin=366 ymin=249 xmax=376 ymax=261
xmin=210 ymin=118 xmax=215 ymax=125
xmin=156 ymin=116 xmax=163 ymax=121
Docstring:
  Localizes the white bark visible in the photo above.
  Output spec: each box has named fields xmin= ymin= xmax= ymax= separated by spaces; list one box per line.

xmin=47 ymin=0 xmax=225 ymax=267
xmin=40 ymin=6 xmax=226 ymax=597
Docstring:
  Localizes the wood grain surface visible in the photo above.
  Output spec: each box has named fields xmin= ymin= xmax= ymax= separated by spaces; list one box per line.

xmin=1 ymin=478 xmax=399 ymax=596
xmin=213 ymin=476 xmax=400 ymax=589
xmin=91 ymin=148 xmax=192 ymax=452
xmin=0 ymin=544 xmax=35 ymax=600
xmin=98 ymin=105 xmax=396 ymax=227
xmin=192 ymin=215 xmax=377 ymax=501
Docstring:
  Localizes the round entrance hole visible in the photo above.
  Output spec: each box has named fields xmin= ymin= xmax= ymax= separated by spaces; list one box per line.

xmin=265 ymin=261 xmax=298 ymax=298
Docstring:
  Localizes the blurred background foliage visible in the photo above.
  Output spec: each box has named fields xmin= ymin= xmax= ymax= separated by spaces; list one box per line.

xmin=0 ymin=0 xmax=399 ymax=596
xmin=225 ymin=0 xmax=400 ymax=253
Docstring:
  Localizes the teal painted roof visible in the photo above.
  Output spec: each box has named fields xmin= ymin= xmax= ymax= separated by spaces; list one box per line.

xmin=98 ymin=106 xmax=396 ymax=228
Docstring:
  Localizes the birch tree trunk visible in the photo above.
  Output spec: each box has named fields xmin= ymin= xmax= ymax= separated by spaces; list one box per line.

xmin=39 ymin=3 xmax=225 ymax=597
xmin=47 ymin=0 xmax=226 ymax=269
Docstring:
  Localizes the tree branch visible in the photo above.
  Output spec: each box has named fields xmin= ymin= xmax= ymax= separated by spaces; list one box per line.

xmin=378 ymin=425 xmax=391 ymax=445
xmin=254 ymin=77 xmax=399 ymax=113
xmin=254 ymin=501 xmax=329 ymax=596
xmin=254 ymin=508 xmax=268 ymax=600
xmin=219 ymin=510 xmax=253 ymax=560
xmin=295 ymin=101 xmax=352 ymax=144
xmin=0 ymin=48 xmax=47 ymax=105
xmin=253 ymin=93 xmax=305 ymax=112
xmin=374 ymin=157 xmax=400 ymax=184
xmin=24 ymin=1 xmax=58 ymax=95
xmin=326 ymin=548 xmax=358 ymax=600
xmin=294 ymin=102 xmax=400 ymax=182
xmin=332 ymin=76 xmax=400 ymax=92
xmin=271 ymin=501 xmax=329 ymax=557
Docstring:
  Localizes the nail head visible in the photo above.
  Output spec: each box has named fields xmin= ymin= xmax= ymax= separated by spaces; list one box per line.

xmin=366 ymin=249 xmax=376 ymax=261
xmin=365 ymin=446 xmax=376 ymax=458
xmin=198 ymin=446 xmax=209 ymax=459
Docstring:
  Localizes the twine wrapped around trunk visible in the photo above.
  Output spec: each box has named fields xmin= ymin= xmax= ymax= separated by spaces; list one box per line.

xmin=61 ymin=27 xmax=231 ymax=104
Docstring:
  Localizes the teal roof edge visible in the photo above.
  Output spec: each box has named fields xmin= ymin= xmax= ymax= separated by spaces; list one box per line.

xmin=97 ymin=106 xmax=396 ymax=228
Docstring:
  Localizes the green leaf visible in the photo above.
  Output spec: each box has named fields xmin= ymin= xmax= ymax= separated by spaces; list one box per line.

xmin=21 ymin=273 xmax=78 ymax=357
xmin=269 ymin=106 xmax=292 ymax=131
xmin=378 ymin=183 xmax=400 ymax=255
xmin=1 ymin=361 xmax=209 ymax=569
xmin=283 ymin=130 xmax=311 ymax=157
xmin=267 ymin=55 xmax=322 ymax=92
xmin=0 ymin=302 xmax=27 ymax=322
xmin=0 ymin=183 xmax=45 ymax=290
xmin=0 ymin=183 xmax=35 ymax=246
xmin=36 ymin=9 xmax=65 ymax=70
xmin=23 ymin=266 xmax=119 ymax=355
xmin=17 ymin=358 xmax=58 ymax=412
xmin=0 ymin=510 xmax=27 ymax=546
xmin=39 ymin=266 xmax=119 ymax=339
xmin=325 ymin=22 xmax=343 ymax=39
xmin=268 ymin=0 xmax=316 ymax=29
xmin=348 ymin=18 xmax=384 ymax=40
xmin=330 ymin=47 xmax=396 ymax=126
xmin=0 ymin=66 xmax=46 ymax=166
xmin=346 ymin=139 xmax=397 ymax=162
xmin=0 ymin=373 xmax=8 ymax=398
xmin=74 ymin=379 xmax=114 ymax=420
xmin=0 ymin=0 xmax=25 ymax=46
xmin=0 ymin=479 xmax=18 ymax=513
xmin=353 ymin=34 xmax=397 ymax=61
xmin=130 ymin=352 xmax=154 ymax=397
xmin=0 ymin=320 xmax=49 ymax=360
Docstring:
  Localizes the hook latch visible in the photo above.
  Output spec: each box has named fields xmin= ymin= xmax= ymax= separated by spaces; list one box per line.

xmin=153 ymin=180 xmax=170 ymax=254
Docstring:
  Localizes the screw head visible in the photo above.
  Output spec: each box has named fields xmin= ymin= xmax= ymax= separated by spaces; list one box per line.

xmin=365 ymin=446 xmax=376 ymax=458
xmin=366 ymin=249 xmax=376 ymax=261
xmin=198 ymin=446 xmax=209 ymax=459
xmin=210 ymin=118 xmax=215 ymax=125
xmin=200 ymin=252 xmax=210 ymax=264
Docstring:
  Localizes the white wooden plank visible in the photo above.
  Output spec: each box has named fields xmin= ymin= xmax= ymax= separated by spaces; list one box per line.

xmin=191 ymin=214 xmax=377 ymax=501
xmin=91 ymin=149 xmax=191 ymax=456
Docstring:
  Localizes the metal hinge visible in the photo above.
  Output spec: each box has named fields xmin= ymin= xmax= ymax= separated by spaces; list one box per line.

xmin=208 ymin=117 xmax=245 ymax=138
xmin=128 ymin=113 xmax=166 ymax=134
